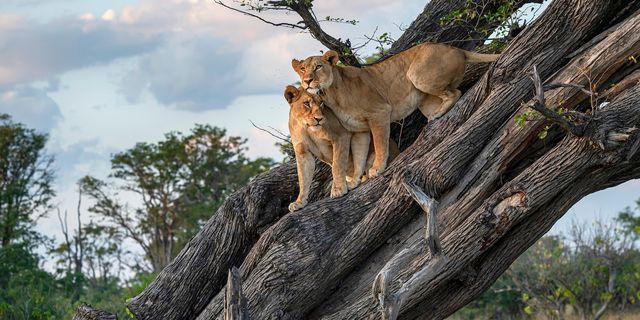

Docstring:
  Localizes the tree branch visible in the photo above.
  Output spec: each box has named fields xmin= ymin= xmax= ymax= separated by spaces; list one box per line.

xmin=213 ymin=0 xmax=305 ymax=30
xmin=529 ymin=65 xmax=587 ymax=136
xmin=285 ymin=1 xmax=360 ymax=66
xmin=224 ymin=267 xmax=248 ymax=320
xmin=373 ymin=175 xmax=447 ymax=320
xmin=213 ymin=0 xmax=361 ymax=66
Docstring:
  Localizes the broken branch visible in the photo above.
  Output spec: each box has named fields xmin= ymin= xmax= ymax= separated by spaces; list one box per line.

xmin=373 ymin=177 xmax=447 ymax=320
xmin=529 ymin=65 xmax=586 ymax=136
xmin=224 ymin=267 xmax=248 ymax=320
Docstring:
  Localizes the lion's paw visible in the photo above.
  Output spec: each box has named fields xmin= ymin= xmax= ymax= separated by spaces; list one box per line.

xmin=368 ymin=163 xmax=387 ymax=179
xmin=330 ymin=182 xmax=348 ymax=198
xmin=288 ymin=200 xmax=307 ymax=212
xmin=346 ymin=176 xmax=361 ymax=190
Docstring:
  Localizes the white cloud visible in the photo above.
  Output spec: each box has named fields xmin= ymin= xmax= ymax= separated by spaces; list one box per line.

xmin=101 ymin=9 xmax=116 ymax=21
xmin=0 ymin=14 xmax=163 ymax=87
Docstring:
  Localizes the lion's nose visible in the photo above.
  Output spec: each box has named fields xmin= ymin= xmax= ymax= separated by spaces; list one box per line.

xmin=304 ymin=78 xmax=313 ymax=86
xmin=314 ymin=117 xmax=323 ymax=123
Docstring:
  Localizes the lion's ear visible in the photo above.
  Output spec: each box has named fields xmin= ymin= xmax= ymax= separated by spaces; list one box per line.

xmin=323 ymin=50 xmax=339 ymax=65
xmin=291 ymin=59 xmax=301 ymax=71
xmin=284 ymin=85 xmax=299 ymax=104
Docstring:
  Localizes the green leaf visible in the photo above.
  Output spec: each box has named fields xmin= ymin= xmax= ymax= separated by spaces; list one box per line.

xmin=537 ymin=127 xmax=548 ymax=139
xmin=524 ymin=305 xmax=534 ymax=315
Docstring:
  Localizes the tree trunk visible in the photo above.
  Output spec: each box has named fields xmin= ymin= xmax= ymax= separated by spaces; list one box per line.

xmin=388 ymin=0 xmax=544 ymax=54
xmin=128 ymin=1 xmax=640 ymax=319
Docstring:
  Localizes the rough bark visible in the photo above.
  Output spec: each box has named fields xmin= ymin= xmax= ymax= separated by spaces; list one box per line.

xmin=73 ymin=304 xmax=117 ymax=320
xmin=198 ymin=1 xmax=639 ymax=319
xmin=129 ymin=1 xmax=640 ymax=320
xmin=127 ymin=163 xmax=331 ymax=319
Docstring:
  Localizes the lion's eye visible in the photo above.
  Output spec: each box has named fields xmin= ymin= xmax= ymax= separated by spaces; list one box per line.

xmin=300 ymin=67 xmax=306 ymax=72
xmin=315 ymin=65 xmax=322 ymax=70
xmin=303 ymin=102 xmax=310 ymax=109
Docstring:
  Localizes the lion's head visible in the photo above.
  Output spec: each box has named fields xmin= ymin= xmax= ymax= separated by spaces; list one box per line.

xmin=284 ymin=85 xmax=327 ymax=132
xmin=291 ymin=51 xmax=339 ymax=94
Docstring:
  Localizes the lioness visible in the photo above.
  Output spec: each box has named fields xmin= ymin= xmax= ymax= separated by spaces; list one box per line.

xmin=285 ymin=85 xmax=398 ymax=211
xmin=292 ymin=42 xmax=499 ymax=178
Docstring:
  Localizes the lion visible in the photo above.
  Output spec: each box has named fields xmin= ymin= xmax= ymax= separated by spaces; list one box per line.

xmin=291 ymin=42 xmax=499 ymax=178
xmin=285 ymin=85 xmax=398 ymax=212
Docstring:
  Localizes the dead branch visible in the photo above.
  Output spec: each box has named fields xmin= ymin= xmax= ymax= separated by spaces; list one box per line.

xmin=224 ymin=267 xmax=248 ymax=320
xmin=249 ymin=120 xmax=290 ymax=143
xmin=372 ymin=176 xmax=448 ymax=320
xmin=528 ymin=65 xmax=587 ymax=136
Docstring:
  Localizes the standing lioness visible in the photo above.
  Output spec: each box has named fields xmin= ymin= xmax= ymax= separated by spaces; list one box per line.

xmin=285 ymin=86 xmax=398 ymax=211
xmin=292 ymin=42 xmax=499 ymax=177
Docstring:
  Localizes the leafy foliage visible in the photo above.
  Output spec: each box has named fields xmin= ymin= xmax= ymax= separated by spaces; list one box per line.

xmin=454 ymin=216 xmax=640 ymax=319
xmin=81 ymin=125 xmax=274 ymax=271
xmin=0 ymin=114 xmax=55 ymax=248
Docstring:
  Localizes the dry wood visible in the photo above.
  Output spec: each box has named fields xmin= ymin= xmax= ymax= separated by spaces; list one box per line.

xmin=372 ymin=177 xmax=447 ymax=320
xmin=528 ymin=65 xmax=586 ymax=136
xmin=224 ymin=267 xmax=248 ymax=320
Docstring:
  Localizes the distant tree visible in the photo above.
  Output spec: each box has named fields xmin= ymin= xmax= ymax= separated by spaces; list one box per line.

xmin=81 ymin=125 xmax=274 ymax=272
xmin=0 ymin=114 xmax=54 ymax=248
xmin=501 ymin=220 xmax=638 ymax=320
xmin=617 ymin=197 xmax=640 ymax=239
xmin=52 ymin=185 xmax=129 ymax=303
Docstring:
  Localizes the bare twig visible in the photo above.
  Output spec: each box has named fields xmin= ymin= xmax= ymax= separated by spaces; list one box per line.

xmin=213 ymin=0 xmax=305 ymax=29
xmin=213 ymin=0 xmax=361 ymax=66
xmin=543 ymin=82 xmax=593 ymax=96
xmin=528 ymin=65 xmax=586 ymax=136
xmin=249 ymin=120 xmax=290 ymax=143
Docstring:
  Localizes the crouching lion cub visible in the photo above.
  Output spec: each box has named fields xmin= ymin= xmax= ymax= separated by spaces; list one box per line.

xmin=285 ymin=86 xmax=398 ymax=212
xmin=292 ymin=42 xmax=499 ymax=178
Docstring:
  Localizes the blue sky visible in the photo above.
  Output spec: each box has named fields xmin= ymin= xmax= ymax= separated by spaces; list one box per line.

xmin=0 ymin=0 xmax=637 ymax=245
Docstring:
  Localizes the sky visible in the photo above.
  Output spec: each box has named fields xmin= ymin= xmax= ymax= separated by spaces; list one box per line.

xmin=0 ymin=0 xmax=637 ymax=248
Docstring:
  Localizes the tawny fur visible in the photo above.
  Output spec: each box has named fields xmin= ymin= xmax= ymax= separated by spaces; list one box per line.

xmin=292 ymin=42 xmax=499 ymax=178
xmin=284 ymin=86 xmax=399 ymax=212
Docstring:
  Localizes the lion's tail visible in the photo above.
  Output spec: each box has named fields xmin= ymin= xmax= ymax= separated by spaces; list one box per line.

xmin=463 ymin=50 xmax=500 ymax=63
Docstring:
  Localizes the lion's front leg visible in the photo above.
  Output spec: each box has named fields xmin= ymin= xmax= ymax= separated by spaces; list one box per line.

xmin=367 ymin=118 xmax=391 ymax=178
xmin=330 ymin=135 xmax=350 ymax=198
xmin=290 ymin=144 xmax=316 ymax=212
xmin=347 ymin=132 xmax=370 ymax=189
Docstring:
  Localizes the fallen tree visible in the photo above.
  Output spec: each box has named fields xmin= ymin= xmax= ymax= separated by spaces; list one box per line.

xmin=123 ymin=1 xmax=640 ymax=319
